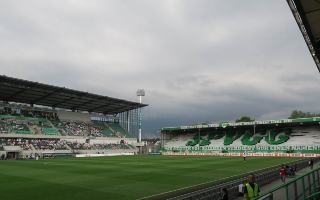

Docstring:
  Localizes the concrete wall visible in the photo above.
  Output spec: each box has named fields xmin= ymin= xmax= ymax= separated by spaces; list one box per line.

xmin=57 ymin=110 xmax=90 ymax=122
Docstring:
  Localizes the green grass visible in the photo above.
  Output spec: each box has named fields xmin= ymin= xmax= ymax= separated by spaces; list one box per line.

xmin=0 ymin=156 xmax=300 ymax=200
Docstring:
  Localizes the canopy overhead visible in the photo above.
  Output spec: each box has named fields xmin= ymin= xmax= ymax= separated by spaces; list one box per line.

xmin=0 ymin=75 xmax=147 ymax=115
xmin=287 ymin=0 xmax=320 ymax=72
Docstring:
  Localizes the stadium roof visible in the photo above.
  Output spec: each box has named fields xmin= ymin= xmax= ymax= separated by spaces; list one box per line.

xmin=0 ymin=75 xmax=147 ymax=115
xmin=287 ymin=0 xmax=320 ymax=72
xmin=161 ymin=117 xmax=320 ymax=132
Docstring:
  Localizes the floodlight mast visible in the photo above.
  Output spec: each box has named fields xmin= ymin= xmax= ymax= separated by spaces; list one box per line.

xmin=136 ymin=89 xmax=145 ymax=143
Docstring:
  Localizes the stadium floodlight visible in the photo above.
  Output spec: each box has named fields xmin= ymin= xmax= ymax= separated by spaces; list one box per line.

xmin=137 ymin=89 xmax=145 ymax=143
xmin=136 ymin=89 xmax=145 ymax=103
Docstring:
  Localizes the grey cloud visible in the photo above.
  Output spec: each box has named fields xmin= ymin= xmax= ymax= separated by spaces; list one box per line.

xmin=0 ymin=0 xmax=319 ymax=137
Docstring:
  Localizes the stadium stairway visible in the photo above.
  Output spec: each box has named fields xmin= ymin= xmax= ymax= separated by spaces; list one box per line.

xmin=29 ymin=143 xmax=36 ymax=151
xmin=47 ymin=120 xmax=55 ymax=129
xmin=106 ymin=124 xmax=116 ymax=135
xmin=59 ymin=128 xmax=68 ymax=136
xmin=65 ymin=143 xmax=72 ymax=151
xmin=28 ymin=125 xmax=39 ymax=134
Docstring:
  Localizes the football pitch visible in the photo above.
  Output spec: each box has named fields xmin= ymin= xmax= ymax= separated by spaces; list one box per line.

xmin=0 ymin=156 xmax=300 ymax=200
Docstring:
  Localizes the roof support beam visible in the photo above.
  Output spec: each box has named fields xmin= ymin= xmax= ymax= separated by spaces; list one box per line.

xmin=5 ymin=88 xmax=29 ymax=101
xmin=305 ymin=8 xmax=320 ymax=15
xmin=30 ymin=88 xmax=64 ymax=104
xmin=51 ymin=96 xmax=77 ymax=107
xmin=71 ymin=100 xmax=95 ymax=110
xmin=89 ymin=104 xmax=112 ymax=113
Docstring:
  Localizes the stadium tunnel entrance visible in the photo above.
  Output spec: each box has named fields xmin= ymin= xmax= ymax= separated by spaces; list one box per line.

xmin=3 ymin=148 xmax=21 ymax=160
xmin=6 ymin=151 xmax=19 ymax=160
xmin=2 ymin=146 xmax=22 ymax=160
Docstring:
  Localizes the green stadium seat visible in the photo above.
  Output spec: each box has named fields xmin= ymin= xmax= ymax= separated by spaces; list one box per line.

xmin=42 ymin=128 xmax=60 ymax=135
xmin=107 ymin=123 xmax=131 ymax=137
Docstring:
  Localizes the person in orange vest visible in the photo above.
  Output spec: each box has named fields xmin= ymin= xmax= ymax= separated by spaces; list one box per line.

xmin=244 ymin=174 xmax=260 ymax=200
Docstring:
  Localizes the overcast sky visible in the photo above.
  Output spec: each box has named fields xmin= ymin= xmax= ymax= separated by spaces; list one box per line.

xmin=1 ymin=0 xmax=320 ymax=137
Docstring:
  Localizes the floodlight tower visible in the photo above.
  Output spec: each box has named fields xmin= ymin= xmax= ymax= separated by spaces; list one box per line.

xmin=137 ymin=89 xmax=145 ymax=143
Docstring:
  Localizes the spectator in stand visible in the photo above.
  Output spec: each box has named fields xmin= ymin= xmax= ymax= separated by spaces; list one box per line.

xmin=309 ymin=159 xmax=314 ymax=170
xmin=238 ymin=181 xmax=245 ymax=196
xmin=61 ymin=121 xmax=89 ymax=136
xmin=220 ymin=188 xmax=228 ymax=200
xmin=89 ymin=126 xmax=103 ymax=137
xmin=31 ymin=139 xmax=67 ymax=150
xmin=279 ymin=164 xmax=286 ymax=183
xmin=66 ymin=141 xmax=132 ymax=150
xmin=288 ymin=165 xmax=296 ymax=176
xmin=1 ymin=138 xmax=32 ymax=150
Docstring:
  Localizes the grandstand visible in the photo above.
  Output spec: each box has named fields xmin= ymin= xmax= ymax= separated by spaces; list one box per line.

xmin=0 ymin=75 xmax=147 ymax=159
xmin=161 ymin=118 xmax=320 ymax=156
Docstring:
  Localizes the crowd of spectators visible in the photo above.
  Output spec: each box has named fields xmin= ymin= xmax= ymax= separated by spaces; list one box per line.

xmin=0 ymin=113 xmax=111 ymax=137
xmin=0 ymin=106 xmax=58 ymax=121
xmin=0 ymin=107 xmax=17 ymax=115
xmin=0 ymin=122 xmax=9 ymax=134
xmin=0 ymin=118 xmax=31 ymax=134
xmin=89 ymin=126 xmax=104 ymax=137
xmin=56 ymin=122 xmax=109 ymax=137
xmin=0 ymin=106 xmax=58 ymax=135
xmin=67 ymin=142 xmax=92 ymax=150
xmin=66 ymin=141 xmax=132 ymax=150
xmin=58 ymin=122 xmax=89 ymax=136
xmin=0 ymin=137 xmax=134 ymax=152
xmin=23 ymin=110 xmax=59 ymax=121
xmin=0 ymin=105 xmax=128 ymax=138
xmin=0 ymin=138 xmax=32 ymax=150
xmin=31 ymin=139 xmax=68 ymax=150
xmin=0 ymin=138 xmax=69 ymax=151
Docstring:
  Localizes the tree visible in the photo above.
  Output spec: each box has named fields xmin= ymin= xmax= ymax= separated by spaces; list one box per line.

xmin=235 ymin=116 xmax=254 ymax=122
xmin=289 ymin=110 xmax=320 ymax=119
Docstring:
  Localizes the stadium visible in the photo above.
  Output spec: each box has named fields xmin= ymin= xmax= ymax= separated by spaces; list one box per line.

xmin=1 ymin=76 xmax=308 ymax=200
xmin=0 ymin=0 xmax=320 ymax=200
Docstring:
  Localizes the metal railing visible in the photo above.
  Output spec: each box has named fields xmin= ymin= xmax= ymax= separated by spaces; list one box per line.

xmin=256 ymin=166 xmax=320 ymax=200
xmin=156 ymin=159 xmax=314 ymax=200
